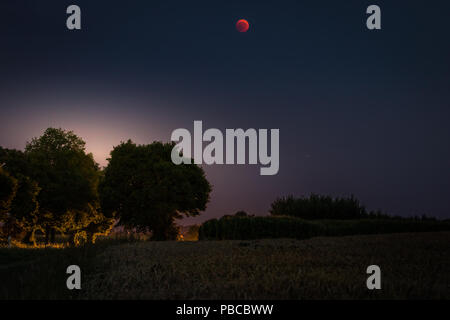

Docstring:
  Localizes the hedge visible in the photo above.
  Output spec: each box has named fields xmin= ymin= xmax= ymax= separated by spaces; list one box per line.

xmin=198 ymin=216 xmax=450 ymax=240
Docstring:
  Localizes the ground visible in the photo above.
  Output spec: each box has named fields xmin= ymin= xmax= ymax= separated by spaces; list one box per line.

xmin=1 ymin=232 xmax=449 ymax=299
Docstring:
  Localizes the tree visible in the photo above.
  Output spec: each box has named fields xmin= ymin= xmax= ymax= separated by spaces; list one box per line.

xmin=270 ymin=194 xmax=368 ymax=220
xmin=63 ymin=203 xmax=115 ymax=246
xmin=25 ymin=128 xmax=102 ymax=243
xmin=100 ymin=140 xmax=212 ymax=240
xmin=0 ymin=130 xmax=115 ymax=245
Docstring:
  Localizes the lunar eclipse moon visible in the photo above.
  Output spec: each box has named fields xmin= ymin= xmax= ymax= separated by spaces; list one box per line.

xmin=236 ymin=19 xmax=249 ymax=32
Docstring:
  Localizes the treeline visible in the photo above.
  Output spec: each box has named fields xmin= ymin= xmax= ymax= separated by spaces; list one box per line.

xmin=198 ymin=215 xmax=450 ymax=240
xmin=270 ymin=194 xmax=391 ymax=220
xmin=1 ymin=128 xmax=212 ymax=245
xmin=199 ymin=195 xmax=448 ymax=240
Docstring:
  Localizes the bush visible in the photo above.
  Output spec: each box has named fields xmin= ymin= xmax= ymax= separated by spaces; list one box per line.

xmin=198 ymin=215 xmax=450 ymax=240
xmin=199 ymin=216 xmax=324 ymax=240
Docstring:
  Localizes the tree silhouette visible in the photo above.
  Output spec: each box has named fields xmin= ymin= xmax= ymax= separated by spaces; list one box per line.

xmin=24 ymin=128 xmax=109 ymax=243
xmin=270 ymin=194 xmax=368 ymax=220
xmin=100 ymin=140 xmax=212 ymax=240
xmin=3 ymin=128 xmax=115 ymax=245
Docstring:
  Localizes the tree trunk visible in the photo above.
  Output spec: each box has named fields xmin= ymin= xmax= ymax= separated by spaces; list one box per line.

xmin=151 ymin=222 xmax=178 ymax=241
xmin=87 ymin=232 xmax=95 ymax=244
xmin=22 ymin=229 xmax=36 ymax=246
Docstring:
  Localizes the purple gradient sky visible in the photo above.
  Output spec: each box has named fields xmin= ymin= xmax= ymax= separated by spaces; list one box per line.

xmin=1 ymin=0 xmax=450 ymax=223
xmin=0 ymin=81 xmax=292 ymax=225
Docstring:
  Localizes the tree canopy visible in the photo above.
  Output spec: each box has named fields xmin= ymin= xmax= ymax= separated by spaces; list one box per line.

xmin=270 ymin=194 xmax=369 ymax=220
xmin=25 ymin=128 xmax=100 ymax=217
xmin=0 ymin=166 xmax=17 ymax=220
xmin=1 ymin=129 xmax=210 ymax=244
xmin=100 ymin=140 xmax=212 ymax=240
xmin=0 ymin=128 xmax=115 ymax=245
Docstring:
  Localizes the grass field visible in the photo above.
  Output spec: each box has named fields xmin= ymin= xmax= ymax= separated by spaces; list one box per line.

xmin=1 ymin=232 xmax=449 ymax=299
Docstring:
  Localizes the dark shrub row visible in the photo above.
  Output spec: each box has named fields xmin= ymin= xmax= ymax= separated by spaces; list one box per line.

xmin=198 ymin=216 xmax=322 ymax=240
xmin=198 ymin=215 xmax=450 ymax=240
xmin=319 ymin=219 xmax=450 ymax=237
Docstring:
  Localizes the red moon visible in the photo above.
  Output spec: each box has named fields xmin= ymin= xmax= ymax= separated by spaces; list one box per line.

xmin=236 ymin=19 xmax=249 ymax=32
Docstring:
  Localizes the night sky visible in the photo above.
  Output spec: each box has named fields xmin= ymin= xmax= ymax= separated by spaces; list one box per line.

xmin=1 ymin=0 xmax=449 ymax=223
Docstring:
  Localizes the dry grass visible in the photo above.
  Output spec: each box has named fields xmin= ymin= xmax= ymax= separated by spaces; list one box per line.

xmin=82 ymin=232 xmax=450 ymax=299
xmin=1 ymin=232 xmax=449 ymax=299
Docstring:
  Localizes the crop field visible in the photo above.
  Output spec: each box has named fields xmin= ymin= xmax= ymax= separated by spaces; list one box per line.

xmin=1 ymin=232 xmax=449 ymax=299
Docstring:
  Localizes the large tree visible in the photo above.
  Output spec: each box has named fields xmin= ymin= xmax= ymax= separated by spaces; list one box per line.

xmin=0 ymin=130 xmax=115 ymax=245
xmin=100 ymin=140 xmax=212 ymax=240
xmin=25 ymin=128 xmax=103 ymax=243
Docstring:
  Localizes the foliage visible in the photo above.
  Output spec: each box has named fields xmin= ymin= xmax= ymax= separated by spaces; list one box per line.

xmin=9 ymin=175 xmax=41 ymax=245
xmin=100 ymin=140 xmax=211 ymax=240
xmin=198 ymin=215 xmax=450 ymax=240
xmin=0 ymin=167 xmax=18 ymax=219
xmin=0 ymin=129 xmax=114 ymax=245
xmin=25 ymin=128 xmax=101 ymax=234
xmin=64 ymin=204 xmax=115 ymax=246
xmin=0 ymin=147 xmax=31 ymax=178
xmin=199 ymin=216 xmax=322 ymax=240
xmin=269 ymin=194 xmax=378 ymax=220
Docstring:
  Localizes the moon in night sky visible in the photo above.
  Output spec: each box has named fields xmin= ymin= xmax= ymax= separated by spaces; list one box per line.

xmin=236 ymin=19 xmax=249 ymax=32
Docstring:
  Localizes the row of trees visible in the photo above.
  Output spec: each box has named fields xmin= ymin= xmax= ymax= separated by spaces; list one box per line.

xmin=269 ymin=194 xmax=389 ymax=220
xmin=198 ymin=214 xmax=450 ymax=240
xmin=197 ymin=200 xmax=445 ymax=240
xmin=0 ymin=128 xmax=211 ymax=245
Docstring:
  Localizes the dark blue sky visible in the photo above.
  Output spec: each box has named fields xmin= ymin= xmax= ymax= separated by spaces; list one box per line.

xmin=1 ymin=0 xmax=449 ymax=222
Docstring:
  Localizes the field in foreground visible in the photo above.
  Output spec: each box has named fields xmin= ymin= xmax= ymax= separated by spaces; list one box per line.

xmin=1 ymin=232 xmax=449 ymax=299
